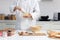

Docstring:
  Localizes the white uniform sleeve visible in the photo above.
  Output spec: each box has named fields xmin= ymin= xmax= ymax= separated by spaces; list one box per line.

xmin=30 ymin=1 xmax=40 ymax=21
xmin=9 ymin=0 xmax=17 ymax=13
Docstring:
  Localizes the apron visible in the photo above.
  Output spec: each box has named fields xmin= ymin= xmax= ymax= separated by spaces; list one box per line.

xmin=15 ymin=0 xmax=36 ymax=30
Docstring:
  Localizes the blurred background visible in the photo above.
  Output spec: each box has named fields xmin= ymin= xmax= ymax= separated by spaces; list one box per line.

xmin=0 ymin=0 xmax=60 ymax=19
xmin=0 ymin=0 xmax=60 ymax=30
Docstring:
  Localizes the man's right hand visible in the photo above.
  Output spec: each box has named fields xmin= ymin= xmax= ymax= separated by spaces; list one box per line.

xmin=13 ymin=6 xmax=21 ymax=11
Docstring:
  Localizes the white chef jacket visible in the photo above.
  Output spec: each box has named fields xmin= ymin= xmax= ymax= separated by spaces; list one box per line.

xmin=10 ymin=0 xmax=40 ymax=30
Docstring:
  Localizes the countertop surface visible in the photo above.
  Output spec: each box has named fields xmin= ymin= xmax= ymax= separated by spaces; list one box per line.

xmin=0 ymin=30 xmax=60 ymax=40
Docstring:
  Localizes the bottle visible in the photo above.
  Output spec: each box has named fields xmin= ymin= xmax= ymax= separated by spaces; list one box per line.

xmin=0 ymin=30 xmax=3 ymax=36
xmin=3 ymin=31 xmax=7 ymax=37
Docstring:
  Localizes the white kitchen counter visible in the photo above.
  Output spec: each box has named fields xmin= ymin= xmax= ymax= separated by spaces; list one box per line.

xmin=0 ymin=20 xmax=60 ymax=30
xmin=0 ymin=30 xmax=60 ymax=40
xmin=0 ymin=20 xmax=16 ymax=30
xmin=36 ymin=21 xmax=60 ymax=30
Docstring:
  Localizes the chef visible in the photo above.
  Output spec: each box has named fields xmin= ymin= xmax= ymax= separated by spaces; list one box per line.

xmin=10 ymin=0 xmax=41 ymax=30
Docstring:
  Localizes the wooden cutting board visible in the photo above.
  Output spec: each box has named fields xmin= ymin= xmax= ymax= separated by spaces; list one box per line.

xmin=18 ymin=33 xmax=46 ymax=36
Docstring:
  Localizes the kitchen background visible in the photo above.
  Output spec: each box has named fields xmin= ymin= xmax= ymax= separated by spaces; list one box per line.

xmin=0 ymin=0 xmax=60 ymax=19
xmin=0 ymin=0 xmax=60 ymax=30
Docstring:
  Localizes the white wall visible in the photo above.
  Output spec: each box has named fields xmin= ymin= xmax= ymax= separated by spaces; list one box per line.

xmin=39 ymin=0 xmax=60 ymax=19
xmin=0 ymin=0 xmax=14 ymax=15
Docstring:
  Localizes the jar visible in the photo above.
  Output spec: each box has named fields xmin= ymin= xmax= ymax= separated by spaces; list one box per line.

xmin=7 ymin=30 xmax=15 ymax=36
xmin=1 ymin=14 xmax=5 ymax=20
xmin=4 ymin=28 xmax=15 ymax=36
xmin=11 ymin=15 xmax=16 ymax=20
xmin=0 ymin=14 xmax=5 ymax=20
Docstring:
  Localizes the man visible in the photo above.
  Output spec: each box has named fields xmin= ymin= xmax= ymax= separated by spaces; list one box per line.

xmin=10 ymin=0 xmax=40 ymax=30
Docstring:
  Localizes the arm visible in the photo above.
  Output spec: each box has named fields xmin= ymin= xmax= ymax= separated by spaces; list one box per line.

xmin=30 ymin=1 xmax=41 ymax=21
xmin=10 ymin=2 xmax=24 ymax=14
xmin=9 ymin=0 xmax=21 ymax=13
xmin=9 ymin=0 xmax=17 ymax=13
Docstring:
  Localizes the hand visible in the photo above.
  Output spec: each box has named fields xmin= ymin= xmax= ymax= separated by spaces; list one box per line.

xmin=23 ymin=13 xmax=33 ymax=19
xmin=13 ymin=6 xmax=21 ymax=11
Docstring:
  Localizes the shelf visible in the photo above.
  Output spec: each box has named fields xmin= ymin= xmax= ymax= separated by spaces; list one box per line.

xmin=0 ymin=20 xmax=16 ymax=23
